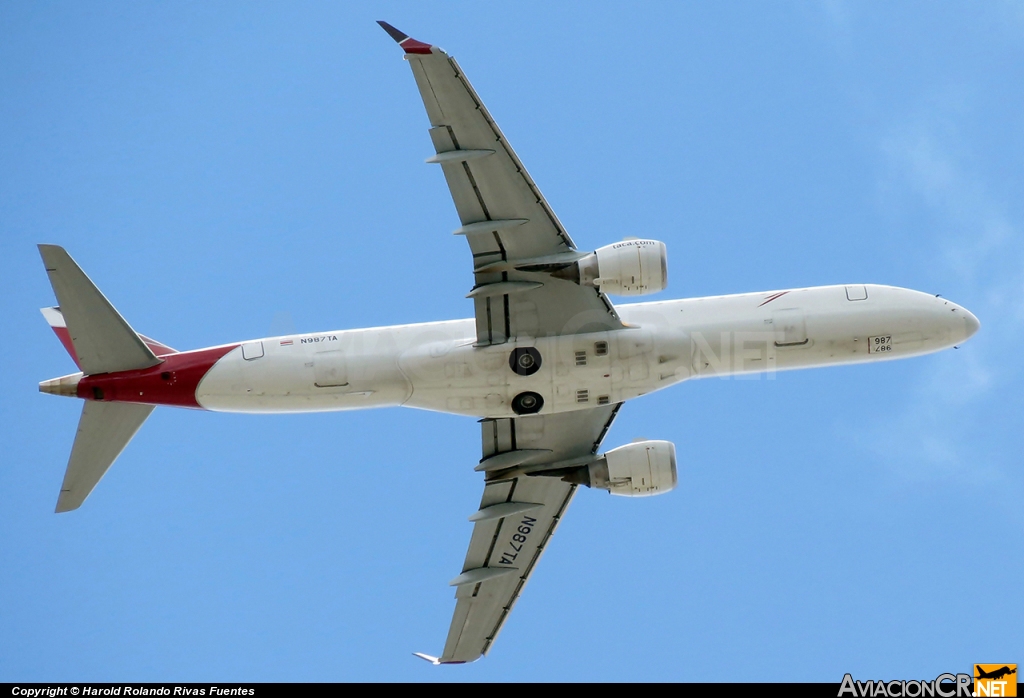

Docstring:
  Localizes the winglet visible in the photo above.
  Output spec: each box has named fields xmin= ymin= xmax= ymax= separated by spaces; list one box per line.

xmin=412 ymin=652 xmax=466 ymax=666
xmin=376 ymin=21 xmax=433 ymax=55
xmin=412 ymin=652 xmax=441 ymax=665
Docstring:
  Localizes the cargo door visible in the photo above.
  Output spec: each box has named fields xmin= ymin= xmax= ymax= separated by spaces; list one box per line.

xmin=772 ymin=309 xmax=808 ymax=347
xmin=313 ymin=350 xmax=348 ymax=388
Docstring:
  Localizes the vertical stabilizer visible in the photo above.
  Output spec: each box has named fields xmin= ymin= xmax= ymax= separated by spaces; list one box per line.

xmin=38 ymin=245 xmax=160 ymax=375
xmin=56 ymin=401 xmax=155 ymax=513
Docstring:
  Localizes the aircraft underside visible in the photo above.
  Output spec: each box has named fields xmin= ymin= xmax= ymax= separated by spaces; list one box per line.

xmin=35 ymin=21 xmax=980 ymax=665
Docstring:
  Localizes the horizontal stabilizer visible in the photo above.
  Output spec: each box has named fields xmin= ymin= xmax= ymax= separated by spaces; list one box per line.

xmin=56 ymin=401 xmax=155 ymax=513
xmin=38 ymin=245 xmax=160 ymax=375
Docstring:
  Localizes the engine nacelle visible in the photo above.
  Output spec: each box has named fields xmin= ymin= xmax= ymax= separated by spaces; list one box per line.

xmin=566 ymin=440 xmax=677 ymax=497
xmin=580 ymin=239 xmax=668 ymax=296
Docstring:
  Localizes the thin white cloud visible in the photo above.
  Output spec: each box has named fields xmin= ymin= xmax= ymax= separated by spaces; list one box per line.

xmin=856 ymin=87 xmax=1024 ymax=504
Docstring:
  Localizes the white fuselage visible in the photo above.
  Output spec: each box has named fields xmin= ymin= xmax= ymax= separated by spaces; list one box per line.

xmin=195 ymin=284 xmax=979 ymax=418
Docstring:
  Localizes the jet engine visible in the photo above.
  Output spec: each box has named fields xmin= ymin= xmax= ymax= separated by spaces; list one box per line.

xmin=563 ymin=440 xmax=677 ymax=497
xmin=569 ymin=239 xmax=668 ymax=296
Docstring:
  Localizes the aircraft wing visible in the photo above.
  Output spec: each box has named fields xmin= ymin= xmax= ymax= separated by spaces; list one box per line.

xmin=422 ymin=403 xmax=621 ymax=664
xmin=379 ymin=22 xmax=623 ymax=345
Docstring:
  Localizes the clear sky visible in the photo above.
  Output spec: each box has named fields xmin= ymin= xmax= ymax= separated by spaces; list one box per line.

xmin=1 ymin=1 xmax=1021 ymax=683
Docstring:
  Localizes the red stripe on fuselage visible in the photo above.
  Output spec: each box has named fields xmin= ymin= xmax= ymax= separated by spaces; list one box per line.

xmin=757 ymin=291 xmax=790 ymax=307
xmin=77 ymin=344 xmax=238 ymax=409
xmin=139 ymin=334 xmax=178 ymax=357
xmin=50 ymin=326 xmax=176 ymax=363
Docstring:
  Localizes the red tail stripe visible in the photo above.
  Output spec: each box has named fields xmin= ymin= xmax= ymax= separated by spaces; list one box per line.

xmin=78 ymin=344 xmax=238 ymax=409
xmin=50 ymin=326 xmax=81 ymax=368
xmin=139 ymin=334 xmax=178 ymax=357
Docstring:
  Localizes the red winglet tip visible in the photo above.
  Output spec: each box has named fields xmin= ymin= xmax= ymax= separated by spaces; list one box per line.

xmin=400 ymin=37 xmax=433 ymax=55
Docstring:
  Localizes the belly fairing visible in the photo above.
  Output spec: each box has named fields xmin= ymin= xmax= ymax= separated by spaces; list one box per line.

xmin=399 ymin=326 xmax=694 ymax=418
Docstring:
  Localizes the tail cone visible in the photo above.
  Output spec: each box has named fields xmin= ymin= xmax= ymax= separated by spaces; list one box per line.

xmin=39 ymin=373 xmax=82 ymax=397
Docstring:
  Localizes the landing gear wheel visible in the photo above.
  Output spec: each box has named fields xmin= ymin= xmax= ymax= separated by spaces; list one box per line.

xmin=511 ymin=391 xmax=544 ymax=415
xmin=509 ymin=347 xmax=542 ymax=376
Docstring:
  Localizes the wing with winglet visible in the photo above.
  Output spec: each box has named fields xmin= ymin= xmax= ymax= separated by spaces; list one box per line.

xmin=421 ymin=403 xmax=621 ymax=664
xmin=378 ymin=21 xmax=627 ymax=665
xmin=378 ymin=21 xmax=623 ymax=346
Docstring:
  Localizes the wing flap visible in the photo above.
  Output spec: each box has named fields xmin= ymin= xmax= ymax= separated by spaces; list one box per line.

xmin=409 ymin=53 xmax=575 ymax=260
xmin=442 ymin=475 xmax=576 ymax=663
xmin=434 ymin=404 xmax=622 ymax=663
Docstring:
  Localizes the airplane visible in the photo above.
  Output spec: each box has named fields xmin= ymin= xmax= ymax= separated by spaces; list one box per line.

xmin=36 ymin=22 xmax=980 ymax=665
xmin=976 ymin=666 xmax=1017 ymax=681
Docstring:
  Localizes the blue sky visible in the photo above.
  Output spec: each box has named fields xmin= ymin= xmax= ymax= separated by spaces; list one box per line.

xmin=2 ymin=2 xmax=1021 ymax=682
